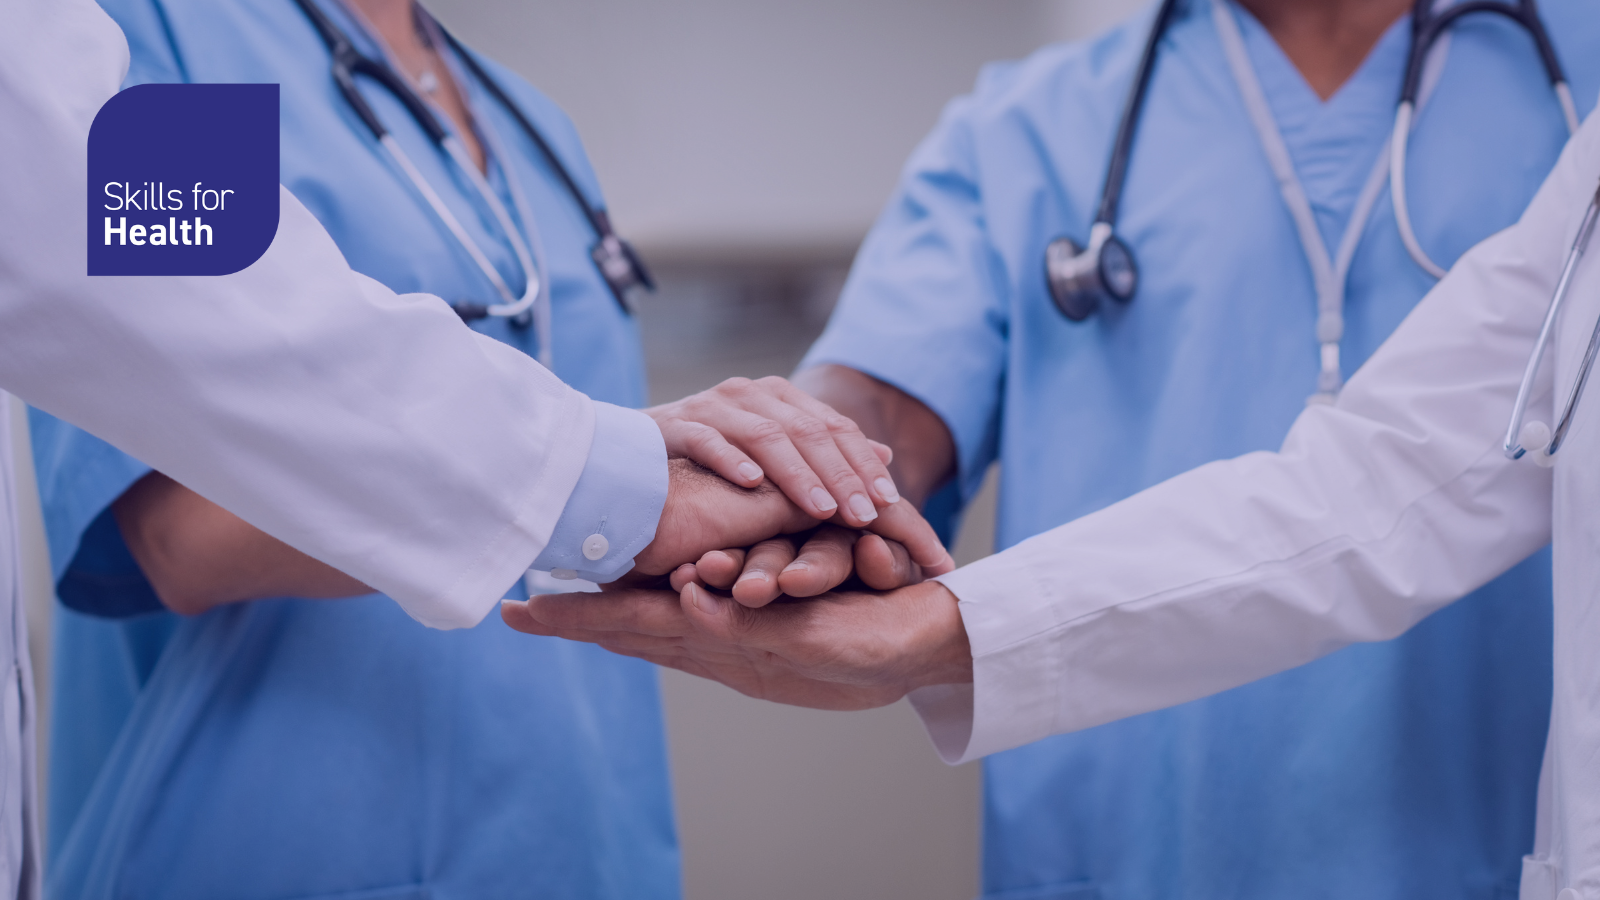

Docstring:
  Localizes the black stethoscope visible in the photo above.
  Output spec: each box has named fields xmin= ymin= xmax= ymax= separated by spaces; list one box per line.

xmin=1045 ymin=0 xmax=1576 ymax=324
xmin=291 ymin=0 xmax=653 ymax=340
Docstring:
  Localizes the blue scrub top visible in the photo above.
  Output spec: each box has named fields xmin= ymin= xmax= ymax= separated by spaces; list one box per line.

xmin=31 ymin=2 xmax=676 ymax=898
xmin=804 ymin=1 xmax=1600 ymax=898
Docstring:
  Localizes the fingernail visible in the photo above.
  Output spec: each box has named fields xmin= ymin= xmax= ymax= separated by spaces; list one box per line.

xmin=810 ymin=487 xmax=838 ymax=514
xmin=737 ymin=570 xmax=769 ymax=584
xmin=874 ymin=477 xmax=900 ymax=504
xmin=687 ymin=584 xmax=714 ymax=614
xmin=737 ymin=462 xmax=763 ymax=482
xmin=848 ymin=493 xmax=877 ymax=523
xmin=782 ymin=561 xmax=809 ymax=576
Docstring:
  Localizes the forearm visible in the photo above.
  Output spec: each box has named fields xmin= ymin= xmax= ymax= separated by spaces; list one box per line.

xmin=926 ymin=124 xmax=1599 ymax=761
xmin=792 ymin=364 xmax=956 ymax=508
xmin=114 ymin=472 xmax=371 ymax=616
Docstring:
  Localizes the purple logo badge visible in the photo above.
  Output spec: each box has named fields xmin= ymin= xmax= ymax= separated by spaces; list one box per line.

xmin=88 ymin=84 xmax=279 ymax=276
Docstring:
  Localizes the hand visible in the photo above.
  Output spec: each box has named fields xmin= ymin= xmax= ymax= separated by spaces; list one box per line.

xmin=634 ymin=460 xmax=954 ymax=580
xmin=646 ymin=376 xmax=900 ymax=528
xmin=671 ymin=526 xmax=929 ymax=608
xmin=501 ymin=579 xmax=973 ymax=712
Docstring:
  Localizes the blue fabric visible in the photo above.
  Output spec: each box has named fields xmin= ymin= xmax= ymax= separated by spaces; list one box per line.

xmin=32 ymin=1 xmax=676 ymax=897
xmin=803 ymin=1 xmax=1600 ymax=898
xmin=531 ymin=401 xmax=667 ymax=583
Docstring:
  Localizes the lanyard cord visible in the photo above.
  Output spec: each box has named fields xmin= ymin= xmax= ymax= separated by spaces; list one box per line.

xmin=1212 ymin=0 xmax=1448 ymax=404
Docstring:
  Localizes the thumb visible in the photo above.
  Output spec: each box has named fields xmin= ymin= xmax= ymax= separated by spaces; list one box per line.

xmin=501 ymin=599 xmax=555 ymax=636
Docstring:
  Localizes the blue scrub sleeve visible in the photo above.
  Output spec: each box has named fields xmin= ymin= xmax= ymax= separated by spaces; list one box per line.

xmin=530 ymin=402 xmax=667 ymax=583
xmin=800 ymin=95 xmax=1008 ymax=500
xmin=27 ymin=407 xmax=162 ymax=617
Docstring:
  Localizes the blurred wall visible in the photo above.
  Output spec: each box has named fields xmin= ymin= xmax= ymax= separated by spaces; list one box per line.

xmin=429 ymin=0 xmax=1143 ymax=260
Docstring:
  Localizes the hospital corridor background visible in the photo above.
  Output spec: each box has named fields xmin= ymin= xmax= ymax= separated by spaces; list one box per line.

xmin=6 ymin=2 xmax=1138 ymax=898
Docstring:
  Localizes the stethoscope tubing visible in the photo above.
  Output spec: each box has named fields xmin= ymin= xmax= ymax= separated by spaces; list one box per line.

xmin=1391 ymin=0 xmax=1579 ymax=279
xmin=295 ymin=0 xmax=547 ymax=346
xmin=1095 ymin=0 xmax=1182 ymax=228
xmin=1504 ymin=188 xmax=1600 ymax=460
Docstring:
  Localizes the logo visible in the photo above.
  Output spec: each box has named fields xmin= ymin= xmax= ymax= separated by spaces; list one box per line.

xmin=87 ymin=83 xmax=280 ymax=276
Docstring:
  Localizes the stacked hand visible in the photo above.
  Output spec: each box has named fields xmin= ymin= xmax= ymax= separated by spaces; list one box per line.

xmin=502 ymin=375 xmax=973 ymax=709
xmin=502 ymin=574 xmax=971 ymax=711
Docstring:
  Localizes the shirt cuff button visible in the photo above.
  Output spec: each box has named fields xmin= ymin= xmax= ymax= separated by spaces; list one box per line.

xmin=582 ymin=534 xmax=610 ymax=561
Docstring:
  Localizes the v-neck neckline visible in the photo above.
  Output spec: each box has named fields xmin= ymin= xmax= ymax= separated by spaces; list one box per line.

xmin=1215 ymin=0 xmax=1414 ymax=239
xmin=1227 ymin=1 xmax=1412 ymax=114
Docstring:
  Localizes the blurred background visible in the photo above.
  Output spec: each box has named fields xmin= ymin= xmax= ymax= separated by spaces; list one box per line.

xmin=11 ymin=1 xmax=1143 ymax=898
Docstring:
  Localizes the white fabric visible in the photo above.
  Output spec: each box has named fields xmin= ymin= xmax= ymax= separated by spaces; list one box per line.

xmin=923 ymin=108 xmax=1600 ymax=899
xmin=0 ymin=397 xmax=37 ymax=900
xmin=0 ymin=0 xmax=608 ymax=631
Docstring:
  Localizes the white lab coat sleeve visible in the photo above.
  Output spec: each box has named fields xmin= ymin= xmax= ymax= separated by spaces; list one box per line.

xmin=0 ymin=0 xmax=646 ymax=629
xmin=913 ymin=111 xmax=1600 ymax=765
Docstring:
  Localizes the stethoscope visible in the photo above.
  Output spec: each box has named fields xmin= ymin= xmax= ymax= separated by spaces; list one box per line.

xmin=291 ymin=0 xmax=654 ymax=359
xmin=1503 ymin=182 xmax=1600 ymax=464
xmin=1046 ymin=0 xmax=1577 ymax=404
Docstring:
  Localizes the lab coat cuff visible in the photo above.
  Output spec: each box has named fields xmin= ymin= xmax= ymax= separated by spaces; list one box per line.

xmin=923 ymin=558 xmax=1065 ymax=763
xmin=906 ymin=684 xmax=974 ymax=764
xmin=530 ymin=402 xmax=667 ymax=584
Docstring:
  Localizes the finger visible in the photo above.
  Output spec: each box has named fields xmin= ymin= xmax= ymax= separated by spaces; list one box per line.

xmin=863 ymin=499 xmax=954 ymax=574
xmin=673 ymin=404 xmax=843 ymax=519
xmin=766 ymin=379 xmax=901 ymax=508
xmin=525 ymin=589 xmax=691 ymax=638
xmin=694 ymin=549 xmax=747 ymax=591
xmin=658 ymin=417 xmax=765 ymax=488
xmin=778 ymin=525 xmax=858 ymax=597
xmin=681 ymin=582 xmax=768 ymax=646
xmin=501 ymin=600 xmax=557 ymax=636
xmin=692 ymin=380 xmax=879 ymax=526
xmin=737 ymin=382 xmax=888 ymax=525
xmin=853 ymin=534 xmax=922 ymax=590
xmin=869 ymin=440 xmax=893 ymax=466
xmin=669 ymin=563 xmax=707 ymax=593
xmin=731 ymin=537 xmax=798 ymax=608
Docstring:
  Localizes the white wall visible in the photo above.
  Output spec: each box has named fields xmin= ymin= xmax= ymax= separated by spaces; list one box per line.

xmin=429 ymin=0 xmax=1143 ymax=259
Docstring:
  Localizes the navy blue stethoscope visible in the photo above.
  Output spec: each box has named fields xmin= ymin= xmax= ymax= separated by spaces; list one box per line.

xmin=291 ymin=0 xmax=653 ymax=354
xmin=1046 ymin=0 xmax=1576 ymax=324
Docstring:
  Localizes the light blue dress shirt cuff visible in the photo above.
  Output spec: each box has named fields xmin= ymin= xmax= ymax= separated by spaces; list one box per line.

xmin=530 ymin=402 xmax=667 ymax=584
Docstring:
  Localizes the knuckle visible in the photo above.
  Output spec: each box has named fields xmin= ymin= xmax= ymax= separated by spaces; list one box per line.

xmin=823 ymin=414 xmax=860 ymax=436
xmin=789 ymin=415 xmax=831 ymax=442
xmin=717 ymin=376 xmax=755 ymax=397
xmin=746 ymin=418 xmax=789 ymax=446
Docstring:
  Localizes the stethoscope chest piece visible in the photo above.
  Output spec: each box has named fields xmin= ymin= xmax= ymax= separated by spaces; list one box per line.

xmin=591 ymin=232 xmax=656 ymax=310
xmin=1046 ymin=222 xmax=1138 ymax=322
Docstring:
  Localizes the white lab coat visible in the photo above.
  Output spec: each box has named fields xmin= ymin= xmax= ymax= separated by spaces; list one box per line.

xmin=919 ymin=101 xmax=1600 ymax=899
xmin=0 ymin=2 xmax=613 ymax=892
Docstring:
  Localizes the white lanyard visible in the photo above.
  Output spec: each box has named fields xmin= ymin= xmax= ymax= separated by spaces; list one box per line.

xmin=1212 ymin=0 xmax=1447 ymax=404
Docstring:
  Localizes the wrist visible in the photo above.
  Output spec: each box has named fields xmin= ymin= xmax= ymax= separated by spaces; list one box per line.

xmin=902 ymin=580 xmax=972 ymax=690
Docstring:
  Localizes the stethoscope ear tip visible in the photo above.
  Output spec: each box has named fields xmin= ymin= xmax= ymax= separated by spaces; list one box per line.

xmin=1514 ymin=420 xmax=1558 ymax=467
